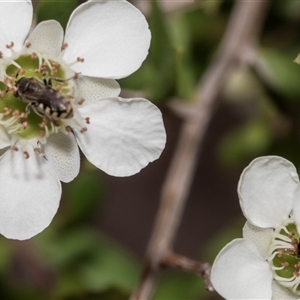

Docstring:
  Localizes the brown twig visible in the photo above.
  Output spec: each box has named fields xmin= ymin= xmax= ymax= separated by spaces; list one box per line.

xmin=161 ymin=252 xmax=213 ymax=292
xmin=130 ymin=1 xmax=270 ymax=299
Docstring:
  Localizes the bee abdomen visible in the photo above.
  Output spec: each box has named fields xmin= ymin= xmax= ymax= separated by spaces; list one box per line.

xmin=35 ymin=102 xmax=73 ymax=120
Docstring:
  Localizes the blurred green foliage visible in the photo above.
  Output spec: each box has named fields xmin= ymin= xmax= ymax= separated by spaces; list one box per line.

xmin=1 ymin=0 xmax=300 ymax=299
xmin=37 ymin=0 xmax=78 ymax=29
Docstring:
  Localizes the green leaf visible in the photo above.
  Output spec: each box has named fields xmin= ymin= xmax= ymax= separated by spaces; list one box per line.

xmin=256 ymin=48 xmax=300 ymax=102
xmin=35 ymin=229 xmax=139 ymax=298
xmin=153 ymin=271 xmax=210 ymax=300
xmin=59 ymin=288 xmax=129 ymax=300
xmin=218 ymin=119 xmax=273 ymax=167
xmin=61 ymin=171 xmax=105 ymax=228
xmin=37 ymin=0 xmax=78 ymax=29
xmin=146 ymin=0 xmax=176 ymax=101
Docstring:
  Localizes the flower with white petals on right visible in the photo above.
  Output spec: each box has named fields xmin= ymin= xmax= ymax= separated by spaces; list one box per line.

xmin=0 ymin=0 xmax=166 ymax=240
xmin=211 ymin=156 xmax=300 ymax=299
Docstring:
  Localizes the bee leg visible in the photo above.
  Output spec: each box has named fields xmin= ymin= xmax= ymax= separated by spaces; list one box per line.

xmin=18 ymin=103 xmax=32 ymax=123
xmin=25 ymin=103 xmax=32 ymax=117
xmin=49 ymin=74 xmax=78 ymax=84
xmin=43 ymin=77 xmax=52 ymax=88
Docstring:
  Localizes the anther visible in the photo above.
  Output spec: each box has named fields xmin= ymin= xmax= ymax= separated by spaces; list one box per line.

xmin=25 ymin=41 xmax=31 ymax=48
xmin=56 ymin=84 xmax=63 ymax=91
xmin=34 ymin=148 xmax=42 ymax=154
xmin=80 ymin=127 xmax=87 ymax=133
xmin=282 ymin=262 xmax=289 ymax=267
xmin=277 ymin=250 xmax=283 ymax=258
xmin=17 ymin=68 xmax=25 ymax=76
xmin=31 ymin=52 xmax=37 ymax=60
xmin=10 ymin=86 xmax=17 ymax=93
xmin=65 ymin=125 xmax=72 ymax=132
xmin=20 ymin=112 xmax=26 ymax=119
xmin=78 ymin=98 xmax=85 ymax=105
xmin=77 ymin=57 xmax=85 ymax=63
xmin=39 ymin=131 xmax=46 ymax=138
xmin=85 ymin=117 xmax=90 ymax=124
xmin=288 ymin=232 xmax=295 ymax=238
xmin=73 ymin=72 xmax=80 ymax=80
xmin=22 ymin=121 xmax=28 ymax=129
xmin=39 ymin=119 xmax=47 ymax=128
xmin=0 ymin=91 xmax=6 ymax=97
xmin=6 ymin=42 xmax=14 ymax=49
xmin=3 ymin=108 xmax=12 ymax=117
xmin=0 ymin=51 xmax=3 ymax=59
xmin=51 ymin=61 xmax=61 ymax=68
xmin=23 ymin=151 xmax=30 ymax=159
xmin=61 ymin=43 xmax=68 ymax=50
xmin=11 ymin=145 xmax=18 ymax=151
xmin=12 ymin=110 xmax=20 ymax=118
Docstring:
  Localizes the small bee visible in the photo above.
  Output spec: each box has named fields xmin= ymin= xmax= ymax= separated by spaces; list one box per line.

xmin=14 ymin=76 xmax=73 ymax=123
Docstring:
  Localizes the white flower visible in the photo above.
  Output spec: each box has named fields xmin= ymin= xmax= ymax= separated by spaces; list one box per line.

xmin=211 ymin=156 xmax=300 ymax=299
xmin=0 ymin=0 xmax=166 ymax=240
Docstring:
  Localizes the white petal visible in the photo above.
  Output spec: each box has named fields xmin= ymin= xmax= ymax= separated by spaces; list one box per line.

xmin=42 ymin=132 xmax=80 ymax=183
xmin=211 ymin=238 xmax=273 ymax=299
xmin=272 ymin=281 xmax=299 ymax=300
xmin=238 ymin=156 xmax=299 ymax=228
xmin=63 ymin=0 xmax=151 ymax=79
xmin=25 ymin=20 xmax=64 ymax=59
xmin=0 ymin=125 xmax=11 ymax=149
xmin=75 ymin=76 xmax=120 ymax=105
xmin=75 ymin=97 xmax=166 ymax=176
xmin=0 ymin=0 xmax=32 ymax=57
xmin=292 ymin=185 xmax=300 ymax=234
xmin=0 ymin=148 xmax=61 ymax=240
xmin=242 ymin=221 xmax=273 ymax=259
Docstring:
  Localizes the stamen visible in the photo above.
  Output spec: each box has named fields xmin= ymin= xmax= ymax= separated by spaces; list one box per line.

xmin=73 ymin=72 xmax=80 ymax=80
xmin=25 ymin=41 xmax=31 ymax=48
xmin=272 ymin=265 xmax=285 ymax=271
xmin=34 ymin=148 xmax=42 ymax=154
xmin=31 ymin=52 xmax=38 ymax=60
xmin=17 ymin=68 xmax=26 ymax=76
xmin=85 ymin=117 xmax=90 ymax=124
xmin=22 ymin=121 xmax=28 ymax=129
xmin=11 ymin=145 xmax=18 ymax=151
xmin=6 ymin=42 xmax=14 ymax=49
xmin=23 ymin=151 xmax=29 ymax=159
xmin=51 ymin=61 xmax=61 ymax=68
xmin=3 ymin=108 xmax=12 ymax=117
xmin=67 ymin=58 xmax=85 ymax=67
xmin=20 ymin=112 xmax=26 ymax=120
xmin=282 ymin=262 xmax=289 ymax=267
xmin=61 ymin=43 xmax=68 ymax=51
xmin=39 ymin=130 xmax=46 ymax=138
xmin=78 ymin=98 xmax=85 ymax=105
xmin=80 ymin=127 xmax=87 ymax=133
xmin=39 ymin=119 xmax=47 ymax=128
xmin=10 ymin=60 xmax=22 ymax=71
xmin=0 ymin=51 xmax=3 ymax=59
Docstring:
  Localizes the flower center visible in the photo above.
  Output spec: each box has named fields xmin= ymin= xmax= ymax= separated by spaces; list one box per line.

xmin=268 ymin=217 xmax=300 ymax=294
xmin=0 ymin=54 xmax=76 ymax=142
